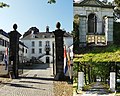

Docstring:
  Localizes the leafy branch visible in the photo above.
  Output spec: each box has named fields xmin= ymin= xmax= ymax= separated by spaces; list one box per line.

xmin=48 ymin=0 xmax=56 ymax=4
xmin=0 ymin=2 xmax=9 ymax=8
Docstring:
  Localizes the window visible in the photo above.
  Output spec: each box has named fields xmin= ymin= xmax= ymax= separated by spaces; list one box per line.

xmin=22 ymin=48 xmax=24 ymax=53
xmin=4 ymin=40 xmax=7 ymax=47
xmin=2 ymin=39 xmax=4 ymax=46
xmin=46 ymin=41 xmax=50 ymax=46
xmin=39 ymin=48 xmax=42 ymax=53
xmin=6 ymin=42 xmax=9 ymax=47
xmin=32 ymin=48 xmax=35 ymax=54
xmin=32 ymin=41 xmax=35 ymax=47
xmin=88 ymin=13 xmax=97 ymax=34
xmin=39 ymin=41 xmax=42 ymax=47
xmin=46 ymin=51 xmax=49 ymax=55
xmin=26 ymin=49 xmax=27 ymax=53
xmin=0 ymin=38 xmax=2 ymax=45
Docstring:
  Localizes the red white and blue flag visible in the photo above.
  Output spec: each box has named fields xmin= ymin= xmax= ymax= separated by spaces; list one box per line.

xmin=64 ymin=46 xmax=68 ymax=74
xmin=67 ymin=47 xmax=72 ymax=79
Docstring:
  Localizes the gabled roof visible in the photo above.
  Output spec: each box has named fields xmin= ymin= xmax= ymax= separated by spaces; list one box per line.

xmin=19 ymin=41 xmax=28 ymax=48
xmin=0 ymin=29 xmax=9 ymax=38
xmin=80 ymin=0 xmax=104 ymax=6
xmin=74 ymin=0 xmax=114 ymax=8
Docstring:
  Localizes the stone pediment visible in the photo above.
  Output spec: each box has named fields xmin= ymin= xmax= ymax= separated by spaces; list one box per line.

xmin=74 ymin=0 xmax=114 ymax=8
xmin=80 ymin=0 xmax=104 ymax=6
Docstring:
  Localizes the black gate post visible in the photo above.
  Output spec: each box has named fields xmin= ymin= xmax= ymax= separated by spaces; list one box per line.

xmin=53 ymin=22 xmax=65 ymax=80
xmin=8 ymin=24 xmax=21 ymax=79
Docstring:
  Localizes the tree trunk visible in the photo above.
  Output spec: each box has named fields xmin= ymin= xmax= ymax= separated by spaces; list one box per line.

xmin=88 ymin=66 xmax=91 ymax=84
xmin=84 ymin=65 xmax=87 ymax=85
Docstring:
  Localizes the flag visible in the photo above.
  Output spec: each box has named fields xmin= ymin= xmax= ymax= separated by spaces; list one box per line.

xmin=67 ymin=47 xmax=72 ymax=80
xmin=64 ymin=46 xmax=68 ymax=74
xmin=4 ymin=47 xmax=8 ymax=70
xmin=67 ymin=48 xmax=71 ymax=67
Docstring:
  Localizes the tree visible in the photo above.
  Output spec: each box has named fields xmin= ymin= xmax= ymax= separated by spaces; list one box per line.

xmin=114 ymin=0 xmax=120 ymax=7
xmin=0 ymin=2 xmax=9 ymax=8
xmin=48 ymin=0 xmax=56 ymax=4
xmin=73 ymin=15 xmax=80 ymax=53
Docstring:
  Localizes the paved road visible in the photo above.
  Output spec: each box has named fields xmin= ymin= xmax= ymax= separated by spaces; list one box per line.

xmin=0 ymin=63 xmax=54 ymax=96
xmin=74 ymin=82 xmax=116 ymax=96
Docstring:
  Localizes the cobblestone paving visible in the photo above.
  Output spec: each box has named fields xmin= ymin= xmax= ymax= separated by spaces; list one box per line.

xmin=0 ymin=63 xmax=54 ymax=96
xmin=53 ymin=81 xmax=73 ymax=96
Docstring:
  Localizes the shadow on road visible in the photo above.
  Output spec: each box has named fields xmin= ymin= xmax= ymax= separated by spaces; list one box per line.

xmin=19 ymin=76 xmax=54 ymax=81
xmin=23 ymin=63 xmax=50 ymax=70
xmin=19 ymin=80 xmax=51 ymax=84
xmin=2 ymin=82 xmax=46 ymax=90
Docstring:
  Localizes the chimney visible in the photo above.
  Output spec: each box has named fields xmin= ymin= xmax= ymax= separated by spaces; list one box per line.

xmin=46 ymin=26 xmax=49 ymax=32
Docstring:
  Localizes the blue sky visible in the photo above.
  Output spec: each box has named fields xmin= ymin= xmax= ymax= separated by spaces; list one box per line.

xmin=0 ymin=0 xmax=73 ymax=35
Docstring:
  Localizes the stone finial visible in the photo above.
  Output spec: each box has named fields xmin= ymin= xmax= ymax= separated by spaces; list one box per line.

xmin=46 ymin=26 xmax=49 ymax=32
xmin=13 ymin=24 xmax=17 ymax=31
xmin=56 ymin=22 xmax=61 ymax=29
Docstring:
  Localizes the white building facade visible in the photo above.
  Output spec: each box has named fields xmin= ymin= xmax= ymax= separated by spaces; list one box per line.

xmin=0 ymin=30 xmax=9 ymax=61
xmin=0 ymin=30 xmax=29 ymax=64
xmin=19 ymin=41 xmax=29 ymax=63
xmin=21 ymin=27 xmax=73 ymax=63
xmin=74 ymin=0 xmax=114 ymax=46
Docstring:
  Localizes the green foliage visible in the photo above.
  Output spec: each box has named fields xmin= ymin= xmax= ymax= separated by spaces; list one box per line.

xmin=115 ymin=0 xmax=120 ymax=7
xmin=48 ymin=0 xmax=56 ymax=4
xmin=0 ymin=2 xmax=9 ymax=8
xmin=73 ymin=62 xmax=79 ymax=82
xmin=82 ymin=85 xmax=91 ymax=91
xmin=74 ymin=45 xmax=120 ymax=63
xmin=74 ymin=45 xmax=120 ymax=82
xmin=73 ymin=15 xmax=80 ymax=53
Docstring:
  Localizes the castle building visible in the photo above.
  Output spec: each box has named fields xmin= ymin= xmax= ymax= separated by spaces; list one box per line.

xmin=74 ymin=0 xmax=114 ymax=46
xmin=21 ymin=27 xmax=73 ymax=63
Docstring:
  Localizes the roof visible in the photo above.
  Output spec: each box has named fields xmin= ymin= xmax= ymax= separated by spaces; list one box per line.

xmin=21 ymin=32 xmax=72 ymax=40
xmin=19 ymin=41 xmax=28 ymax=48
xmin=74 ymin=0 xmax=114 ymax=8
xmin=0 ymin=29 xmax=9 ymax=38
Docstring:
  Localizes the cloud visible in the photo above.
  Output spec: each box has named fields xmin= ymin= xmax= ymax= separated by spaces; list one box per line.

xmin=74 ymin=0 xmax=81 ymax=3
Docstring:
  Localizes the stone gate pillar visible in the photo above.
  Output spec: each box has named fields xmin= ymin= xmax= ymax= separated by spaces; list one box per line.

xmin=8 ymin=24 xmax=21 ymax=79
xmin=53 ymin=22 xmax=65 ymax=80
xmin=79 ymin=16 xmax=87 ymax=46
xmin=104 ymin=16 xmax=113 ymax=44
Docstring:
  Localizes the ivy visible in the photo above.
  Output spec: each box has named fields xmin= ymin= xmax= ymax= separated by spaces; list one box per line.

xmin=74 ymin=45 xmax=120 ymax=63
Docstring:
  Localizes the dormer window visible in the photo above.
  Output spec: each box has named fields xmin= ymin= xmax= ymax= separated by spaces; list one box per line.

xmin=31 ymin=30 xmax=34 ymax=34
xmin=43 ymin=35 xmax=46 ymax=38
xmin=43 ymin=35 xmax=45 ymax=38
xmin=32 ymin=35 xmax=35 ymax=38
xmin=50 ymin=35 xmax=54 ymax=38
